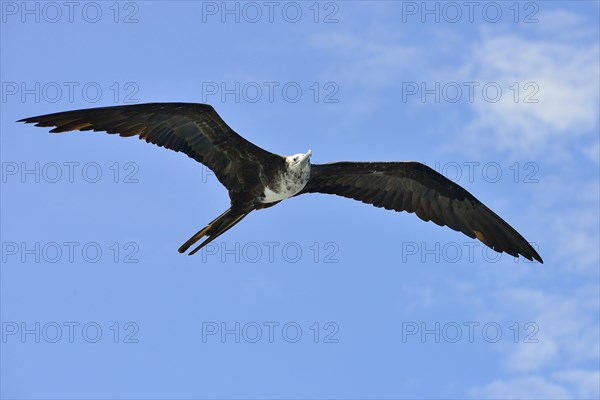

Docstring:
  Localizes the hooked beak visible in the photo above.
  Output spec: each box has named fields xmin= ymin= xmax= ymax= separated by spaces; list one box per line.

xmin=301 ymin=149 xmax=312 ymax=162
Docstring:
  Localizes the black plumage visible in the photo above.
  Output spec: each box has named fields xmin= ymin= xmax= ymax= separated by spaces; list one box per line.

xmin=300 ymin=162 xmax=541 ymax=262
xmin=18 ymin=102 xmax=542 ymax=262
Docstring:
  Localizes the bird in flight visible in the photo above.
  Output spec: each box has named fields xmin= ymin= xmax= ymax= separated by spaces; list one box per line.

xmin=19 ymin=103 xmax=542 ymax=262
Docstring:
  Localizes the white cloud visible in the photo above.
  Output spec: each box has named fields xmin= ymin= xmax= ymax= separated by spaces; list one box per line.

xmin=504 ymin=340 xmax=559 ymax=373
xmin=536 ymin=9 xmax=596 ymax=40
xmin=550 ymin=205 xmax=600 ymax=275
xmin=582 ymin=140 xmax=600 ymax=164
xmin=308 ymin=31 xmax=419 ymax=127
xmin=468 ymin=371 xmax=600 ymax=400
xmin=553 ymin=369 xmax=600 ymax=399
xmin=500 ymin=287 xmax=599 ymax=370
xmin=468 ymin=376 xmax=572 ymax=399
xmin=529 ymin=176 xmax=600 ymax=276
xmin=310 ymin=10 xmax=599 ymax=157
xmin=309 ymin=32 xmax=417 ymax=88
xmin=468 ymin=286 xmax=600 ymax=399
xmin=460 ymin=25 xmax=599 ymax=155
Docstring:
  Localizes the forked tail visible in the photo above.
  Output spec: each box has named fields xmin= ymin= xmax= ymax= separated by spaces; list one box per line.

xmin=178 ymin=207 xmax=252 ymax=256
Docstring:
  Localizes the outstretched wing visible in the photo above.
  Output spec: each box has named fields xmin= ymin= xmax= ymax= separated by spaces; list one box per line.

xmin=18 ymin=103 xmax=281 ymax=192
xmin=300 ymin=162 xmax=542 ymax=263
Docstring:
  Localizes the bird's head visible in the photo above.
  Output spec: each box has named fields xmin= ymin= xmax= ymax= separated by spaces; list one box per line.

xmin=286 ymin=150 xmax=312 ymax=177
xmin=287 ymin=149 xmax=312 ymax=166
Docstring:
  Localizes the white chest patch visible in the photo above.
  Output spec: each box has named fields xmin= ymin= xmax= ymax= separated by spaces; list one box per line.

xmin=262 ymin=185 xmax=300 ymax=203
xmin=260 ymin=154 xmax=311 ymax=203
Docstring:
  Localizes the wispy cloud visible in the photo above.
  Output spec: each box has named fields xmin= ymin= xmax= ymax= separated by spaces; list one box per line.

xmin=309 ymin=32 xmax=418 ymax=88
xmin=310 ymin=9 xmax=599 ymax=159
xmin=308 ymin=30 xmax=419 ymax=127
xmin=459 ymin=15 xmax=599 ymax=156
xmin=503 ymin=287 xmax=599 ymax=368
xmin=467 ymin=285 xmax=600 ymax=399
xmin=468 ymin=376 xmax=571 ymax=399
xmin=553 ymin=369 xmax=600 ymax=399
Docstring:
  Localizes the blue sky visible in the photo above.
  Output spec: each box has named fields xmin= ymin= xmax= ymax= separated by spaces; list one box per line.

xmin=1 ymin=1 xmax=599 ymax=399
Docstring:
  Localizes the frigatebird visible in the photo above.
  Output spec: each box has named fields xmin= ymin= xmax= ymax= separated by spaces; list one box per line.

xmin=19 ymin=103 xmax=543 ymax=262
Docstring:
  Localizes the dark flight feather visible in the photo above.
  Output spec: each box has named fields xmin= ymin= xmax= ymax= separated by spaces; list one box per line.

xmin=18 ymin=102 xmax=282 ymax=194
xmin=299 ymin=162 xmax=542 ymax=263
